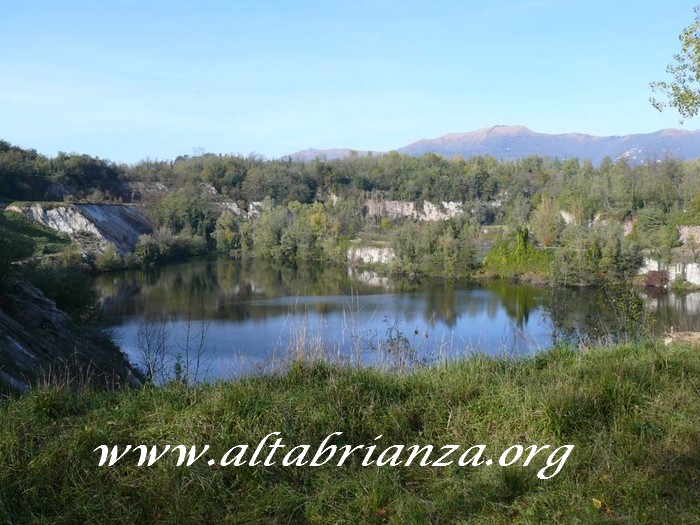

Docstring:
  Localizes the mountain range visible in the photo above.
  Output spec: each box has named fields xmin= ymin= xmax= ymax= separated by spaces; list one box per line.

xmin=285 ymin=125 xmax=700 ymax=165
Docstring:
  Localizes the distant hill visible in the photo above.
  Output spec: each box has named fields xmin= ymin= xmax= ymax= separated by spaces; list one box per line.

xmin=284 ymin=148 xmax=374 ymax=162
xmin=285 ymin=125 xmax=700 ymax=165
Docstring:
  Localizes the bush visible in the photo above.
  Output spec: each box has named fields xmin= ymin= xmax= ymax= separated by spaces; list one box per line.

xmin=387 ymin=219 xmax=477 ymax=279
xmin=482 ymin=227 xmax=553 ymax=280
xmin=26 ymin=263 xmax=103 ymax=325
xmin=94 ymin=244 xmax=123 ymax=271
xmin=0 ymin=231 xmax=34 ymax=285
xmin=134 ymin=229 xmax=209 ymax=268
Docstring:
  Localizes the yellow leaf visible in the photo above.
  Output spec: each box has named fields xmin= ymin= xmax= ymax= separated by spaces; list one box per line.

xmin=592 ymin=498 xmax=603 ymax=509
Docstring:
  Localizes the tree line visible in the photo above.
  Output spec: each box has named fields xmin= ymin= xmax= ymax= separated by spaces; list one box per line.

xmin=2 ymin=139 xmax=700 ymax=283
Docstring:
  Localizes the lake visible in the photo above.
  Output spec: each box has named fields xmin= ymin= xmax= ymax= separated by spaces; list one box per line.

xmin=94 ymin=258 xmax=700 ymax=381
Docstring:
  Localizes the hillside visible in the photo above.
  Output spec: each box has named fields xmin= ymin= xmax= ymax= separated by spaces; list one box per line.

xmin=286 ymin=148 xmax=375 ymax=161
xmin=287 ymin=125 xmax=700 ymax=165
xmin=6 ymin=203 xmax=152 ymax=256
xmin=0 ymin=211 xmax=138 ymax=392
xmin=0 ymin=343 xmax=698 ymax=522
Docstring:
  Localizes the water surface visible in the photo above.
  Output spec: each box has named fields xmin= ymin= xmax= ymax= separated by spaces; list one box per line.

xmin=94 ymin=258 xmax=700 ymax=380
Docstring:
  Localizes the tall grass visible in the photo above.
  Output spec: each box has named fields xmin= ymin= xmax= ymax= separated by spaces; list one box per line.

xmin=1 ymin=340 xmax=699 ymax=523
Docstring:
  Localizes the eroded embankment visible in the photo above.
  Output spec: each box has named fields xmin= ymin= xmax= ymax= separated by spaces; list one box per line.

xmin=0 ymin=281 xmax=139 ymax=393
xmin=6 ymin=203 xmax=152 ymax=256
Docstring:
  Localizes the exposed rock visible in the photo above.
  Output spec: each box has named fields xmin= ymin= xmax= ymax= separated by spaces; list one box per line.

xmin=201 ymin=183 xmax=219 ymax=196
xmin=218 ymin=201 xmax=246 ymax=216
xmin=217 ymin=201 xmax=265 ymax=219
xmin=122 ymin=181 xmax=171 ymax=201
xmin=248 ymin=201 xmax=264 ymax=218
xmin=664 ymin=330 xmax=700 ymax=346
xmin=0 ymin=281 xmax=139 ymax=393
xmin=364 ymin=199 xmax=464 ymax=221
xmin=638 ymin=258 xmax=700 ymax=286
xmin=6 ymin=203 xmax=152 ymax=256
xmin=365 ymin=199 xmax=416 ymax=220
xmin=679 ymin=225 xmax=700 ymax=244
xmin=423 ymin=201 xmax=464 ymax=221
xmin=559 ymin=210 xmax=577 ymax=225
xmin=347 ymin=244 xmax=395 ymax=265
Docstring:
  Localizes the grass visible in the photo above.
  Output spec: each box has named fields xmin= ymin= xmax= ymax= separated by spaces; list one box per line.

xmin=6 ymin=200 xmax=70 ymax=209
xmin=0 ymin=341 xmax=699 ymax=523
xmin=0 ymin=209 xmax=71 ymax=257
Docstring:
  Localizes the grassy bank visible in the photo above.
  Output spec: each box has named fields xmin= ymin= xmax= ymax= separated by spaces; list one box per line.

xmin=1 ymin=342 xmax=699 ymax=523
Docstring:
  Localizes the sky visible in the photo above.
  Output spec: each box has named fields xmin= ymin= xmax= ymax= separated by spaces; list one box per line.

xmin=1 ymin=0 xmax=699 ymax=163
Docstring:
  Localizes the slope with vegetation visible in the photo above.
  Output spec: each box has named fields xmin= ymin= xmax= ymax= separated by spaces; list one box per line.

xmin=3 ymin=137 xmax=700 ymax=285
xmin=0 ymin=342 xmax=698 ymax=523
xmin=0 ymin=210 xmax=138 ymax=392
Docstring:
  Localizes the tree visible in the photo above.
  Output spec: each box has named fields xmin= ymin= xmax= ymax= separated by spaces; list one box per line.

xmin=651 ymin=7 xmax=700 ymax=120
xmin=0 ymin=233 xmax=34 ymax=285
xmin=530 ymin=196 xmax=563 ymax=247
xmin=213 ymin=210 xmax=240 ymax=253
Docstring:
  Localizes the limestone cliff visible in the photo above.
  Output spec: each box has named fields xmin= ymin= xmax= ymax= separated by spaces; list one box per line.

xmin=6 ymin=203 xmax=152 ymax=256
xmin=363 ymin=199 xmax=465 ymax=221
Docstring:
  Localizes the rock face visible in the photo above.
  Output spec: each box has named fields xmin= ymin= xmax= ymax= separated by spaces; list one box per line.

xmin=364 ymin=199 xmax=464 ymax=221
xmin=639 ymin=258 xmax=700 ymax=286
xmin=7 ymin=203 xmax=152 ymax=256
xmin=347 ymin=245 xmax=395 ymax=265
xmin=0 ymin=282 xmax=139 ymax=393
xmin=679 ymin=225 xmax=700 ymax=244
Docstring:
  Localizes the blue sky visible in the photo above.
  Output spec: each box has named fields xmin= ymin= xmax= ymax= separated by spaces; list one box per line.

xmin=0 ymin=0 xmax=698 ymax=163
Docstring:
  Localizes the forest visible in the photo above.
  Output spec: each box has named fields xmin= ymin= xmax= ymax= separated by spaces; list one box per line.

xmin=2 ymin=138 xmax=700 ymax=286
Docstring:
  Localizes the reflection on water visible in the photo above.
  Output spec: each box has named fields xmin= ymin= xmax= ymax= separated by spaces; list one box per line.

xmin=94 ymin=258 xmax=700 ymax=380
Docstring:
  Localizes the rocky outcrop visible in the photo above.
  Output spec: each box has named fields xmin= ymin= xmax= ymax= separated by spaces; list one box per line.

xmin=347 ymin=244 xmax=395 ymax=265
xmin=638 ymin=258 xmax=700 ymax=286
xmin=6 ymin=203 xmax=152 ymax=256
xmin=664 ymin=330 xmax=700 ymax=346
xmin=679 ymin=225 xmax=700 ymax=244
xmin=217 ymin=200 xmax=265 ymax=219
xmin=0 ymin=282 xmax=139 ymax=393
xmin=364 ymin=199 xmax=465 ymax=221
xmin=122 ymin=181 xmax=171 ymax=201
xmin=559 ymin=210 xmax=577 ymax=225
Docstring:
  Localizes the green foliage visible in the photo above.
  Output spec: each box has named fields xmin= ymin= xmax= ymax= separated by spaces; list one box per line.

xmin=25 ymin=262 xmax=103 ymax=325
xmin=1 ymin=343 xmax=699 ymax=522
xmin=483 ymin=227 xmax=553 ymax=281
xmin=530 ymin=196 xmax=563 ymax=246
xmin=632 ymin=206 xmax=679 ymax=264
xmin=134 ymin=229 xmax=208 ymax=268
xmin=151 ymin=189 xmax=217 ymax=237
xmin=552 ymin=223 xmax=642 ymax=286
xmin=651 ymin=7 xmax=700 ymax=120
xmin=390 ymin=218 xmax=477 ymax=278
xmin=134 ymin=235 xmax=161 ymax=267
xmin=0 ymin=231 xmax=33 ymax=286
xmin=3 ymin=136 xmax=700 ymax=226
xmin=0 ymin=211 xmax=71 ymax=285
xmin=94 ymin=244 xmax=123 ymax=271
xmin=213 ymin=210 xmax=240 ymax=253
xmin=237 ymin=201 xmax=347 ymax=265
xmin=0 ymin=141 xmax=123 ymax=201
xmin=50 ymin=152 xmax=122 ymax=194
xmin=587 ymin=282 xmax=652 ymax=341
xmin=3 ymin=137 xmax=700 ymax=281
